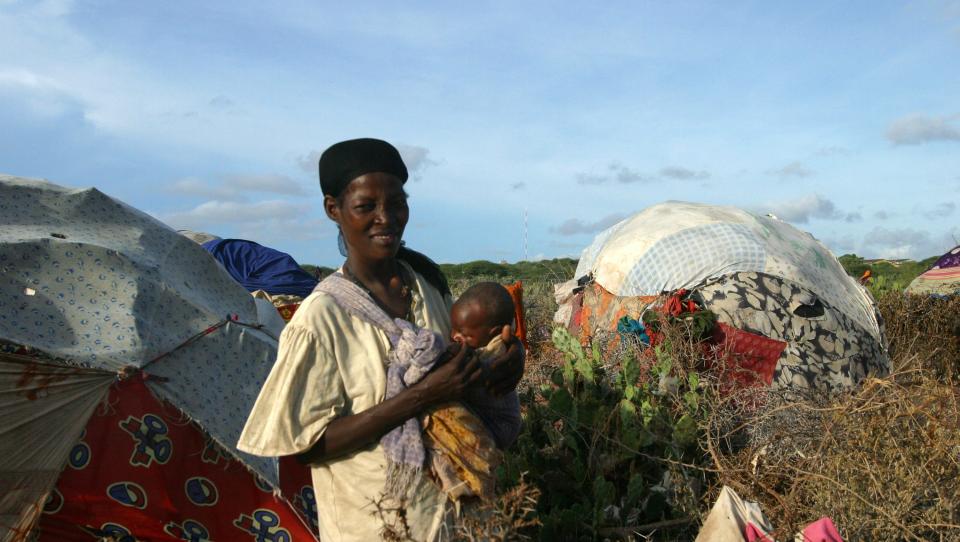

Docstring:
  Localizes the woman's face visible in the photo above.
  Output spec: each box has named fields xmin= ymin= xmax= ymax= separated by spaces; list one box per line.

xmin=325 ymin=172 xmax=409 ymax=263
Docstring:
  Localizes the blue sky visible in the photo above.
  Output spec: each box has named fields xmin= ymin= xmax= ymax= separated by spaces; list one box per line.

xmin=1 ymin=0 xmax=958 ymax=266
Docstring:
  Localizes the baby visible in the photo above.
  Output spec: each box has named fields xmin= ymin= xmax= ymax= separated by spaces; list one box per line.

xmin=422 ymin=282 xmax=522 ymax=501
xmin=449 ymin=282 xmax=523 ymax=448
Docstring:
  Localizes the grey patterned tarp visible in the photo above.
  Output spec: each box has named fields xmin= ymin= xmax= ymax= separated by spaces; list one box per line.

xmin=698 ymin=272 xmax=889 ymax=391
xmin=0 ymin=175 xmax=281 ymax=493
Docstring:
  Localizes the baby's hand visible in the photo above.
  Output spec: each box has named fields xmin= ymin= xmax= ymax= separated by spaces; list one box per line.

xmin=485 ymin=326 xmax=524 ymax=397
xmin=433 ymin=342 xmax=463 ymax=367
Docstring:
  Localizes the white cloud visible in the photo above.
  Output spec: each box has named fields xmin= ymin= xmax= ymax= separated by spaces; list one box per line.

xmin=886 ymin=114 xmax=960 ymax=145
xmin=296 ymin=143 xmax=436 ymax=179
xmin=923 ymin=201 xmax=956 ymax=219
xmin=767 ymin=161 xmax=814 ymax=179
xmin=814 ymin=146 xmax=849 ymax=157
xmin=874 ymin=210 xmax=893 ymax=220
xmin=297 ymin=150 xmax=322 ymax=173
xmin=610 ymin=163 xmax=651 ymax=184
xmin=822 ymin=235 xmax=857 ymax=253
xmin=221 ymin=174 xmax=306 ymax=195
xmin=659 ymin=166 xmax=709 ymax=180
xmin=162 ymin=199 xmax=310 ymax=229
xmin=208 ymin=94 xmax=234 ymax=108
xmin=0 ymin=68 xmax=84 ymax=118
xmin=577 ymin=162 xmax=698 ymax=185
xmin=168 ymin=177 xmax=241 ymax=201
xmin=551 ymin=212 xmax=627 ymax=236
xmin=395 ymin=144 xmax=437 ymax=177
xmin=0 ymin=2 xmax=198 ymax=138
xmin=758 ymin=194 xmax=843 ymax=223
xmin=168 ymin=174 xmax=307 ymax=201
xmin=575 ymin=172 xmax=608 ymax=185
xmin=844 ymin=212 xmax=862 ymax=223
xmin=860 ymin=227 xmax=954 ymax=259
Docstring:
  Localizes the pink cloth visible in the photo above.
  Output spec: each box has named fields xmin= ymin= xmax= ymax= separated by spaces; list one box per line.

xmin=745 ymin=522 xmax=775 ymax=542
xmin=800 ymin=517 xmax=843 ymax=542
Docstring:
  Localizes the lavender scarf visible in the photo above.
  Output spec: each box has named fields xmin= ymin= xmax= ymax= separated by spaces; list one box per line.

xmin=314 ymin=271 xmax=444 ymax=500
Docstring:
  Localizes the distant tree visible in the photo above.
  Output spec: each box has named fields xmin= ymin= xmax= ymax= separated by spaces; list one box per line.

xmin=838 ymin=254 xmax=868 ymax=278
xmin=440 ymin=258 xmax=579 ymax=281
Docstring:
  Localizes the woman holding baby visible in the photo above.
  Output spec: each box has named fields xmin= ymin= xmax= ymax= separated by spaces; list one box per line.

xmin=237 ymin=138 xmax=524 ymax=542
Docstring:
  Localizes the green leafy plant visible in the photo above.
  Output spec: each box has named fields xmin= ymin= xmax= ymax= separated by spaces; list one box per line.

xmin=500 ymin=327 xmax=711 ymax=540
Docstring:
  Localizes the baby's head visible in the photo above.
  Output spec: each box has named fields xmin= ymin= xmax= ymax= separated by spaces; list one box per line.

xmin=450 ymin=282 xmax=514 ymax=349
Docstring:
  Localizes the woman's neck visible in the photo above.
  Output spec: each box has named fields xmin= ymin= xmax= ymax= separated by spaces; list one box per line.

xmin=344 ymin=255 xmax=401 ymax=288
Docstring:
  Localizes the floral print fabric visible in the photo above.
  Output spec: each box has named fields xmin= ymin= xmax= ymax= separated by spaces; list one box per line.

xmin=697 ymin=272 xmax=889 ymax=391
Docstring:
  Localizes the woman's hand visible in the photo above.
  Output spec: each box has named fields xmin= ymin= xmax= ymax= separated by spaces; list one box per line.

xmin=298 ymin=344 xmax=480 ymax=467
xmin=414 ymin=341 xmax=482 ymax=406
xmin=485 ymin=325 xmax=525 ymax=396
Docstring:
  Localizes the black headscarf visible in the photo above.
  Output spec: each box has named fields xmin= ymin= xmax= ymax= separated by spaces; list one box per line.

xmin=318 ymin=138 xmax=449 ymax=297
xmin=318 ymin=138 xmax=408 ymax=198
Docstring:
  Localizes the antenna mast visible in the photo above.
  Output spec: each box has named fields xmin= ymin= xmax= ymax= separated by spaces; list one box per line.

xmin=523 ymin=207 xmax=529 ymax=262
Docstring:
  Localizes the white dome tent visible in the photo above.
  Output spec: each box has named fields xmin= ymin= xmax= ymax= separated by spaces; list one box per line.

xmin=555 ymin=201 xmax=889 ymax=392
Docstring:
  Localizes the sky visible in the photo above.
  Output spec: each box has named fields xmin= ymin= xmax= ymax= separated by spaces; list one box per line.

xmin=1 ymin=0 xmax=959 ymax=267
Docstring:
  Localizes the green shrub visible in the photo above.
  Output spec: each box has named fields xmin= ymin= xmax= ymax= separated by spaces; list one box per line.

xmin=501 ymin=327 xmax=710 ymax=540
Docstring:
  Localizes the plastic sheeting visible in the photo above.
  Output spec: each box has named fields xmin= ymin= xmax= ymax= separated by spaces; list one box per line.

xmin=695 ymin=486 xmax=774 ymax=542
xmin=202 ymin=238 xmax=318 ymax=298
xmin=570 ymin=201 xmax=881 ymax=343
xmin=0 ymin=356 xmax=113 ymax=541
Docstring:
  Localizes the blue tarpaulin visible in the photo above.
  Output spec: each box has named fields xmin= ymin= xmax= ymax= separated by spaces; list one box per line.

xmin=202 ymin=238 xmax=318 ymax=298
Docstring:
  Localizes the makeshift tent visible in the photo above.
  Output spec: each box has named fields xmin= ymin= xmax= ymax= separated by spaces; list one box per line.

xmin=201 ymin=238 xmax=318 ymax=299
xmin=176 ymin=229 xmax=221 ymax=245
xmin=0 ymin=175 xmax=318 ymax=541
xmin=555 ymin=201 xmax=889 ymax=392
xmin=906 ymin=245 xmax=960 ymax=297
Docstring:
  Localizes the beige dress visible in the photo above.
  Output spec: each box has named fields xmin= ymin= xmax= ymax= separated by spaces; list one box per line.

xmin=237 ymin=262 xmax=452 ymax=542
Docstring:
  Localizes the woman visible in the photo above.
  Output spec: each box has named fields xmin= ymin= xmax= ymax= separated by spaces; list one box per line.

xmin=237 ymin=138 xmax=524 ymax=542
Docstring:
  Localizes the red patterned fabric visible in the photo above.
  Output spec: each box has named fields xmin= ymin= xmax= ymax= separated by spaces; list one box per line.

xmin=276 ymin=304 xmax=301 ymax=323
xmin=660 ymin=288 xmax=697 ymax=317
xmin=709 ymin=323 xmax=785 ymax=389
xmin=36 ymin=378 xmax=319 ymax=542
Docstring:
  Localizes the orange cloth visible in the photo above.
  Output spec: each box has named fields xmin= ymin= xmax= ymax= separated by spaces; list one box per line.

xmin=504 ymin=281 xmax=528 ymax=349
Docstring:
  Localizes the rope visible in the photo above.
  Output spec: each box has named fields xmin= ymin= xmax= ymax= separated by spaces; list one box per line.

xmin=129 ymin=314 xmax=272 ymax=381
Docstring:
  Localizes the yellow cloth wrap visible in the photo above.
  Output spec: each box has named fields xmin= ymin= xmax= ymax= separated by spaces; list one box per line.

xmin=423 ymin=402 xmax=501 ymax=502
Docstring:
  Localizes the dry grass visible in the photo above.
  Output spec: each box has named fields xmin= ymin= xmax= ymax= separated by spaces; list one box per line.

xmin=704 ymin=292 xmax=960 ymax=540
xmin=450 ymin=476 xmax=542 ymax=541
xmin=878 ymin=294 xmax=960 ymax=377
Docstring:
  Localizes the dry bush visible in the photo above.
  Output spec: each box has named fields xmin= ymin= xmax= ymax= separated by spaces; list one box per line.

xmin=450 ymin=476 xmax=542 ymax=541
xmin=705 ymin=291 xmax=960 ymax=541
xmin=878 ymin=293 xmax=960 ymax=377
xmin=470 ymin=281 xmax=960 ymax=540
